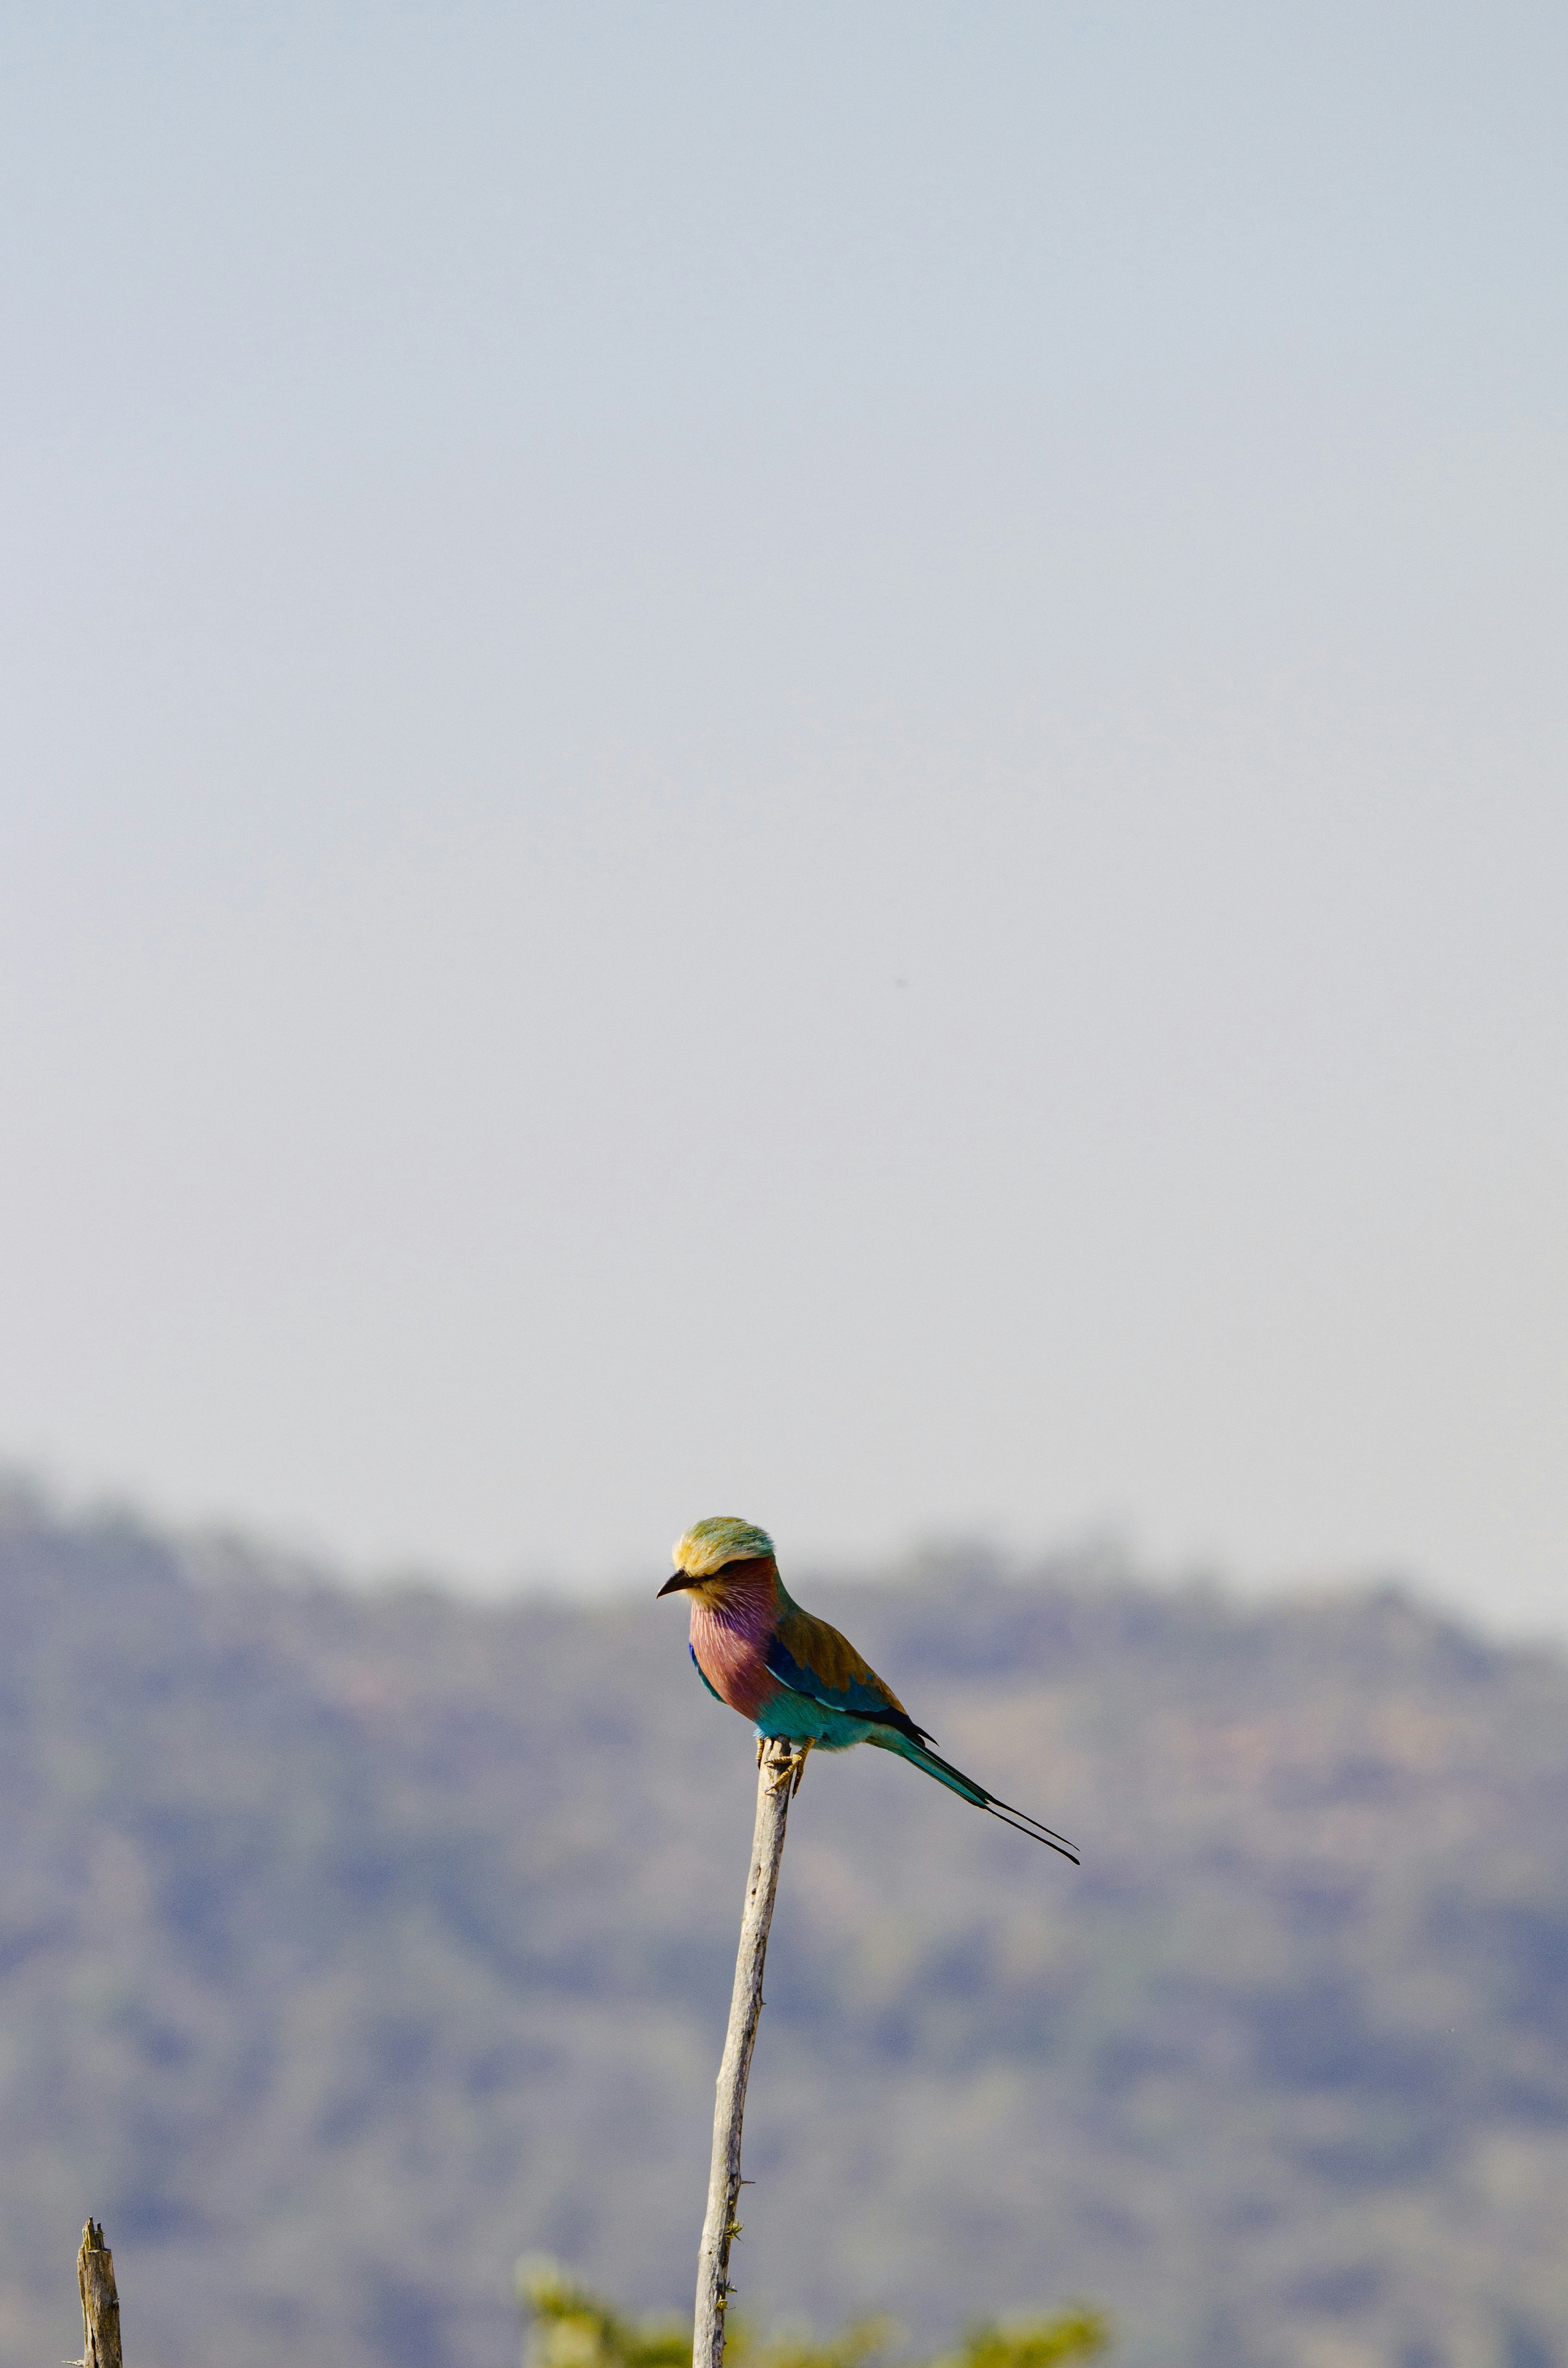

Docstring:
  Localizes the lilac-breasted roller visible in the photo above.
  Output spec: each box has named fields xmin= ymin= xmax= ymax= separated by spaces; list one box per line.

xmin=658 ymin=1515 xmax=1078 ymax=1862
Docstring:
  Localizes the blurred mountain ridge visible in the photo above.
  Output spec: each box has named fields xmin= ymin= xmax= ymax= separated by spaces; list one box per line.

xmin=0 ymin=1490 xmax=1564 ymax=2368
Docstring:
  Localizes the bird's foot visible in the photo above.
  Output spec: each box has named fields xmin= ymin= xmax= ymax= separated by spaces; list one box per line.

xmin=761 ymin=1738 xmax=813 ymax=1795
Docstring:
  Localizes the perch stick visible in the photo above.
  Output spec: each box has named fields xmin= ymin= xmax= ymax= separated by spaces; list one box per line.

xmin=692 ymin=1735 xmax=799 ymax=2368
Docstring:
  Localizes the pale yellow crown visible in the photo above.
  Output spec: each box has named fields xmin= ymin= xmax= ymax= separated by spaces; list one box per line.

xmin=671 ymin=1516 xmax=776 ymax=1579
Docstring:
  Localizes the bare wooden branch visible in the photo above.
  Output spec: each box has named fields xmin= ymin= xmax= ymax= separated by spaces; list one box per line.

xmin=692 ymin=1736 xmax=799 ymax=2368
xmin=77 ymin=2220 xmax=122 ymax=2368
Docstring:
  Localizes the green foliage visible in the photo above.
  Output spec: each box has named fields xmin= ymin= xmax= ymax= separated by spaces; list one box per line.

xmin=517 ymin=2261 xmax=1105 ymax=2368
xmin=519 ymin=2255 xmax=692 ymax=2368
xmin=724 ymin=2311 xmax=899 ymax=2368
xmin=938 ymin=2312 xmax=1108 ymax=2368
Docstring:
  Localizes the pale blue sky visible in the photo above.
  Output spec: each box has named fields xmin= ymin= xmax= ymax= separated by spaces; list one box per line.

xmin=2 ymin=3 xmax=1565 ymax=1621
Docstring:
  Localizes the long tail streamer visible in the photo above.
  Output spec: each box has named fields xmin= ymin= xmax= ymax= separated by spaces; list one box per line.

xmin=906 ymin=1740 xmax=1080 ymax=1865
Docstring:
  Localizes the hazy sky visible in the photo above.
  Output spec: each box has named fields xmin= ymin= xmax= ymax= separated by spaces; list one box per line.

xmin=2 ymin=3 xmax=1564 ymax=1621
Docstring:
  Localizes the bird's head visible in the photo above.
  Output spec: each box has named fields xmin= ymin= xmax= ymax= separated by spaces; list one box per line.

xmin=657 ymin=1516 xmax=777 ymax=1602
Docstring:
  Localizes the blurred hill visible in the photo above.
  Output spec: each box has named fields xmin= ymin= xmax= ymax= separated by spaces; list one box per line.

xmin=0 ymin=1491 xmax=1565 ymax=2368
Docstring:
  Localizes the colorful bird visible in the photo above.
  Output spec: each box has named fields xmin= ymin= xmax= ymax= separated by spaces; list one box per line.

xmin=658 ymin=1515 xmax=1078 ymax=1862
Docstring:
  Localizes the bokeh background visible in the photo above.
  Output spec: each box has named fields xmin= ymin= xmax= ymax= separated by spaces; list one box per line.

xmin=2 ymin=0 xmax=1564 ymax=1619
xmin=4 ymin=1497 xmax=1568 ymax=2368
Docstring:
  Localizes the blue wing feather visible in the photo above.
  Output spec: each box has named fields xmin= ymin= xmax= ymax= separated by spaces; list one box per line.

xmin=763 ymin=1630 xmax=933 ymax=1746
xmin=764 ymin=1633 xmax=889 ymax=1719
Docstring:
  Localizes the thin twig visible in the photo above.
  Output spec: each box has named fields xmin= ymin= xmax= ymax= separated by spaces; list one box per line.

xmin=692 ymin=1735 xmax=799 ymax=2368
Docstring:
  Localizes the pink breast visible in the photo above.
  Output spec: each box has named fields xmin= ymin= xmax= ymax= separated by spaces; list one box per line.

xmin=690 ymin=1601 xmax=778 ymax=1720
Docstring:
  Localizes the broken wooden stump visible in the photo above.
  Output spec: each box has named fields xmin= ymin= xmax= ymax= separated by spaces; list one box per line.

xmin=76 ymin=2219 xmax=122 ymax=2368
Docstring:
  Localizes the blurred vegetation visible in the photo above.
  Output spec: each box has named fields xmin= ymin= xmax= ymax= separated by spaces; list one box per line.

xmin=935 ymin=2314 xmax=1108 ymax=2368
xmin=1 ymin=1490 xmax=1567 ymax=2368
xmin=518 ymin=2256 xmax=692 ymax=2368
xmin=518 ymin=2258 xmax=1105 ymax=2368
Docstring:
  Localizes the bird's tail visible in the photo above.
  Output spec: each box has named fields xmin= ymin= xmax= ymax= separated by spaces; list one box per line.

xmin=867 ymin=1728 xmax=1080 ymax=1864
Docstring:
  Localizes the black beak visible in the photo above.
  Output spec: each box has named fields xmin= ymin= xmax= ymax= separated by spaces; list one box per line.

xmin=657 ymin=1572 xmax=693 ymax=1598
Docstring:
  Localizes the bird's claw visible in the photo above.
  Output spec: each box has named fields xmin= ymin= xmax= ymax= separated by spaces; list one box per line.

xmin=761 ymin=1739 xmax=814 ymax=1795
